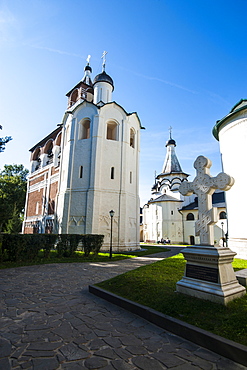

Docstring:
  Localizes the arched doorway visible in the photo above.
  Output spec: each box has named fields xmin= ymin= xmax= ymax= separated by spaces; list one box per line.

xmin=189 ymin=235 xmax=195 ymax=245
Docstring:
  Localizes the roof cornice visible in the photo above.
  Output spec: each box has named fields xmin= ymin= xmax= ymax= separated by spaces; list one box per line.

xmin=213 ymin=99 xmax=247 ymax=140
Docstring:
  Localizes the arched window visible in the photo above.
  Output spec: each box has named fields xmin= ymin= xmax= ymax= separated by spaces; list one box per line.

xmin=130 ymin=128 xmax=135 ymax=148
xmin=53 ymin=133 xmax=62 ymax=167
xmin=45 ymin=141 xmax=53 ymax=165
xmin=79 ymin=119 xmax=90 ymax=140
xmin=33 ymin=147 xmax=41 ymax=161
xmin=36 ymin=202 xmax=39 ymax=215
xmin=107 ymin=121 xmax=118 ymax=141
xmin=33 ymin=148 xmax=41 ymax=171
xmin=219 ymin=211 xmax=227 ymax=219
xmin=186 ymin=213 xmax=194 ymax=221
xmin=48 ymin=200 xmax=55 ymax=215
xmin=70 ymin=89 xmax=79 ymax=106
xmin=55 ymin=132 xmax=62 ymax=146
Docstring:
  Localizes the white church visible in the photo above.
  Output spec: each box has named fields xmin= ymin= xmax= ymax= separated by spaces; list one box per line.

xmin=22 ymin=52 xmax=247 ymax=258
xmin=142 ymin=132 xmax=227 ymax=246
xmin=23 ymin=55 xmax=142 ymax=251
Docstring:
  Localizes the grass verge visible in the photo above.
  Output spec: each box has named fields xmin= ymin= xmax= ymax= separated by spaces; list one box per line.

xmin=0 ymin=245 xmax=168 ymax=269
xmin=96 ymin=253 xmax=247 ymax=346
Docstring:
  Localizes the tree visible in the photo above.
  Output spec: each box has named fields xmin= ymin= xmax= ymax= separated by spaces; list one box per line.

xmin=5 ymin=205 xmax=23 ymax=234
xmin=0 ymin=164 xmax=29 ymax=233
xmin=0 ymin=125 xmax=12 ymax=153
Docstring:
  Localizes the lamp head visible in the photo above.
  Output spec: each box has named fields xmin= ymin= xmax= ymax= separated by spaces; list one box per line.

xmin=109 ymin=210 xmax=115 ymax=218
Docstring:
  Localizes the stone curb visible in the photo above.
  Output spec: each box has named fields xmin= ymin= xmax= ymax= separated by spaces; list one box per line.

xmin=89 ymin=284 xmax=247 ymax=367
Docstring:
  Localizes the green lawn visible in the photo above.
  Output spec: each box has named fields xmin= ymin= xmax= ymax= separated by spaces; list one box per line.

xmin=96 ymin=254 xmax=247 ymax=346
xmin=0 ymin=245 xmax=168 ymax=269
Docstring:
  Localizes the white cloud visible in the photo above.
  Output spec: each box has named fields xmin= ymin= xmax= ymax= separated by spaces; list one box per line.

xmin=117 ymin=64 xmax=198 ymax=94
xmin=27 ymin=44 xmax=86 ymax=59
xmin=0 ymin=6 xmax=20 ymax=46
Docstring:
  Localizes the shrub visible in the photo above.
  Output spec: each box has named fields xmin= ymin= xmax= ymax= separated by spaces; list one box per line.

xmin=3 ymin=234 xmax=44 ymax=262
xmin=68 ymin=234 xmax=82 ymax=257
xmin=56 ymin=234 xmax=82 ymax=257
xmin=3 ymin=234 xmax=25 ymax=262
xmin=56 ymin=234 xmax=70 ymax=258
xmin=23 ymin=234 xmax=44 ymax=261
xmin=82 ymin=234 xmax=104 ymax=257
xmin=1 ymin=233 xmax=104 ymax=261
xmin=43 ymin=234 xmax=58 ymax=258
xmin=0 ymin=234 xmax=3 ymax=262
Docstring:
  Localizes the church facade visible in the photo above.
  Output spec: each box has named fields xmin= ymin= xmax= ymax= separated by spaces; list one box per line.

xmin=142 ymin=134 xmax=227 ymax=245
xmin=23 ymin=56 xmax=142 ymax=251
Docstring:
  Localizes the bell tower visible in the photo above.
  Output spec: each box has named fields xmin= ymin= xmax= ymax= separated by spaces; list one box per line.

xmin=56 ymin=53 xmax=142 ymax=251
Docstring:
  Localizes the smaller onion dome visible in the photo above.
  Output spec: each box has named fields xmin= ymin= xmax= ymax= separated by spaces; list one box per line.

xmin=93 ymin=71 xmax=114 ymax=91
xmin=151 ymin=182 xmax=158 ymax=191
xmin=84 ymin=64 xmax=92 ymax=73
xmin=166 ymin=138 xmax=176 ymax=147
xmin=82 ymin=59 xmax=93 ymax=86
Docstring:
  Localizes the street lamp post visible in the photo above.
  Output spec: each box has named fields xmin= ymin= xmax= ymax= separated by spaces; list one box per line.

xmin=221 ymin=222 xmax=225 ymax=247
xmin=109 ymin=210 xmax=115 ymax=259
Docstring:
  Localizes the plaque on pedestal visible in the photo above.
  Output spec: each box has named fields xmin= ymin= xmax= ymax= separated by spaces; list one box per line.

xmin=176 ymin=245 xmax=246 ymax=305
xmin=177 ymin=156 xmax=246 ymax=305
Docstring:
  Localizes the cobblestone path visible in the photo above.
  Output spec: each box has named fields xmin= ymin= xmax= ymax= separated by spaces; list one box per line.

xmin=0 ymin=247 xmax=245 ymax=369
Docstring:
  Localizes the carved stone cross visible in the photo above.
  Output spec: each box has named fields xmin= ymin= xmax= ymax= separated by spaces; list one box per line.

xmin=179 ymin=155 xmax=234 ymax=246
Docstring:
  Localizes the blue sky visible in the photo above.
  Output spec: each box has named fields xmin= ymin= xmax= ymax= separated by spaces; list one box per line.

xmin=0 ymin=0 xmax=246 ymax=205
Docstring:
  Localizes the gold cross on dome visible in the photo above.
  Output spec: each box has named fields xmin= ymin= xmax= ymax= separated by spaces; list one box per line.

xmin=101 ymin=51 xmax=108 ymax=70
xmin=169 ymin=126 xmax=172 ymax=138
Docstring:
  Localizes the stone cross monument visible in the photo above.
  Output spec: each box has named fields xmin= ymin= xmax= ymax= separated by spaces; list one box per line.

xmin=176 ymin=155 xmax=246 ymax=305
xmin=179 ymin=155 xmax=234 ymax=246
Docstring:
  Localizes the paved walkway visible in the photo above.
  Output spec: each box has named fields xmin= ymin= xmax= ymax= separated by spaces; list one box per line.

xmin=0 ymin=247 xmax=245 ymax=369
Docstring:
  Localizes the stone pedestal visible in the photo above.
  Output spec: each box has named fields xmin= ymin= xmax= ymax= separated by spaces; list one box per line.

xmin=176 ymin=245 xmax=246 ymax=305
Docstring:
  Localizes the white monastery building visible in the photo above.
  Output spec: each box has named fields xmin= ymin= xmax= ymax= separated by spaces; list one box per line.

xmin=23 ymin=55 xmax=142 ymax=251
xmin=213 ymin=99 xmax=247 ymax=259
xmin=142 ymin=133 xmax=227 ymax=246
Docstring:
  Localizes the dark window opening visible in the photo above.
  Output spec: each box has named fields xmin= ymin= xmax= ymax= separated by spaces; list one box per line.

xmin=111 ymin=167 xmax=114 ymax=179
xmin=187 ymin=213 xmax=195 ymax=220
xmin=219 ymin=211 xmax=227 ymax=219
xmin=107 ymin=122 xmax=118 ymax=140
xmin=130 ymin=128 xmax=135 ymax=148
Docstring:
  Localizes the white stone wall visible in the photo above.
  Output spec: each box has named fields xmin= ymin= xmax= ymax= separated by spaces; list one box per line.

xmin=93 ymin=81 xmax=113 ymax=104
xmin=143 ymin=200 xmax=183 ymax=244
xmin=56 ymin=100 xmax=140 ymax=251
xmin=218 ymin=111 xmax=247 ymax=258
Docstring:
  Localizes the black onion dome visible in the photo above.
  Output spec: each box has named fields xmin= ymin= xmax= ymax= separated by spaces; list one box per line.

xmin=84 ymin=64 xmax=92 ymax=73
xmin=151 ymin=183 xmax=158 ymax=191
xmin=93 ymin=71 xmax=114 ymax=90
xmin=166 ymin=138 xmax=176 ymax=147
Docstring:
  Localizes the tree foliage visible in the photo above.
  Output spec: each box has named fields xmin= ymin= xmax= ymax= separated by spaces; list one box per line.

xmin=0 ymin=164 xmax=29 ymax=233
xmin=0 ymin=125 xmax=12 ymax=153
